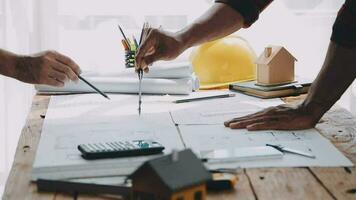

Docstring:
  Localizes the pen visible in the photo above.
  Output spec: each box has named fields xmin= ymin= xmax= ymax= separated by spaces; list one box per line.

xmin=266 ymin=144 xmax=315 ymax=159
xmin=118 ymin=25 xmax=129 ymax=45
xmin=78 ymin=75 xmax=110 ymax=100
xmin=139 ymin=22 xmax=147 ymax=45
xmin=127 ymin=38 xmax=135 ymax=51
xmin=133 ymin=36 xmax=139 ymax=49
xmin=173 ymin=94 xmax=236 ymax=103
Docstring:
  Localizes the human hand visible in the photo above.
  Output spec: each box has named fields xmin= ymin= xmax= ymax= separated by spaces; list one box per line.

xmin=224 ymin=104 xmax=320 ymax=131
xmin=135 ymin=28 xmax=186 ymax=73
xmin=15 ymin=51 xmax=81 ymax=87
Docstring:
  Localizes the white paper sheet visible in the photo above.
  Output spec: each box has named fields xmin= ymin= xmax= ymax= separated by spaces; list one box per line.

xmin=35 ymin=75 xmax=199 ymax=95
xmin=171 ymin=92 xmax=284 ymax=125
xmin=85 ymin=61 xmax=193 ymax=79
xmin=32 ymin=94 xmax=185 ymax=180
xmin=179 ymin=125 xmax=353 ymax=168
xmin=32 ymin=92 xmax=353 ymax=182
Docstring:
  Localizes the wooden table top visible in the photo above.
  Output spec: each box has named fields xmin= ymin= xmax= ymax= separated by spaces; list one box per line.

xmin=2 ymin=94 xmax=356 ymax=200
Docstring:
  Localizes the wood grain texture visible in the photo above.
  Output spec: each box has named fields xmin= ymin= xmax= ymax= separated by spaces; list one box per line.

xmin=246 ymin=168 xmax=334 ymax=200
xmin=3 ymin=96 xmax=53 ymax=200
xmin=310 ymin=107 xmax=356 ymax=200
xmin=309 ymin=167 xmax=356 ymax=200
xmin=2 ymin=94 xmax=356 ymax=200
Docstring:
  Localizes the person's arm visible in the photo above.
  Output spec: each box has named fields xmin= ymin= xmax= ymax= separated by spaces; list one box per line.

xmin=135 ymin=0 xmax=272 ymax=72
xmin=0 ymin=49 xmax=81 ymax=86
xmin=225 ymin=42 xmax=356 ymax=130
xmin=225 ymin=0 xmax=356 ymax=130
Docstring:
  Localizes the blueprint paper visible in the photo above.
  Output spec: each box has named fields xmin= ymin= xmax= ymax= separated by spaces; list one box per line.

xmin=179 ymin=125 xmax=353 ymax=168
xmin=171 ymin=92 xmax=284 ymax=125
xmin=32 ymin=92 xmax=353 ymax=182
xmin=36 ymin=75 xmax=199 ymax=95
xmin=32 ymin=94 xmax=185 ymax=180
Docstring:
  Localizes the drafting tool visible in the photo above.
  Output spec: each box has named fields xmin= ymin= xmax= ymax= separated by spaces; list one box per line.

xmin=37 ymin=178 xmax=131 ymax=197
xmin=118 ymin=25 xmax=129 ymax=45
xmin=139 ymin=22 xmax=147 ymax=44
xmin=138 ymin=70 xmax=143 ymax=115
xmin=266 ymin=144 xmax=316 ymax=159
xmin=133 ymin=36 xmax=139 ymax=48
xmin=173 ymin=93 xmax=236 ymax=103
xmin=127 ymin=38 xmax=135 ymax=51
xmin=78 ymin=140 xmax=165 ymax=160
xmin=136 ymin=22 xmax=150 ymax=115
xmin=78 ymin=75 xmax=110 ymax=100
xmin=121 ymin=39 xmax=129 ymax=51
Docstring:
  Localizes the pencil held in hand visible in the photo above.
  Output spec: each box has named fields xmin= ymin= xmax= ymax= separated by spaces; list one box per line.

xmin=78 ymin=75 xmax=110 ymax=100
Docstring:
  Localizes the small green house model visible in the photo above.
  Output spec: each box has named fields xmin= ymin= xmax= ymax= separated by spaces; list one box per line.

xmin=256 ymin=46 xmax=297 ymax=86
xmin=129 ymin=149 xmax=211 ymax=200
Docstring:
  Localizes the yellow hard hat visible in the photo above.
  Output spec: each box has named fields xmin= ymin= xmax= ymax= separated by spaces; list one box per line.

xmin=190 ymin=36 xmax=257 ymax=89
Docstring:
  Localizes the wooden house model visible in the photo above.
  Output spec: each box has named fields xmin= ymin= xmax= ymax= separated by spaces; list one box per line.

xmin=129 ymin=149 xmax=211 ymax=200
xmin=256 ymin=46 xmax=297 ymax=86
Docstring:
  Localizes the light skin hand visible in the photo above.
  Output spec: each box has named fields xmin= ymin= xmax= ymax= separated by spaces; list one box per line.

xmin=15 ymin=50 xmax=82 ymax=87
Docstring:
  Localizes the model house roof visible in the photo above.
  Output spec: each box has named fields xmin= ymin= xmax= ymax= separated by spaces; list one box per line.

xmin=129 ymin=149 xmax=211 ymax=192
xmin=256 ymin=46 xmax=297 ymax=65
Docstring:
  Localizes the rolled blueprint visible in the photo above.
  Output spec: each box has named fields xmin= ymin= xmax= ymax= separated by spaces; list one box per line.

xmin=36 ymin=75 xmax=200 ymax=95
xmin=84 ymin=62 xmax=193 ymax=79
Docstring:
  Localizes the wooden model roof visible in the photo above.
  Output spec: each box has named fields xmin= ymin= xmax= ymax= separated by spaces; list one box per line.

xmin=256 ymin=46 xmax=297 ymax=65
xmin=129 ymin=149 xmax=211 ymax=193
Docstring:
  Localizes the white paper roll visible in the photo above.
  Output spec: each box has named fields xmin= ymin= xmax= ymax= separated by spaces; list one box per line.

xmin=84 ymin=62 xmax=193 ymax=79
xmin=36 ymin=75 xmax=200 ymax=95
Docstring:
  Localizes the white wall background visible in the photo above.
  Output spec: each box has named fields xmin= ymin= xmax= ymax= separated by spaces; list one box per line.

xmin=0 ymin=0 xmax=355 ymax=196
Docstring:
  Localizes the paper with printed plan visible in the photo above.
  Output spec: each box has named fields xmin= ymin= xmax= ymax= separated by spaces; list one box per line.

xmin=32 ymin=92 xmax=353 ymax=181
xmin=32 ymin=94 xmax=185 ymax=180
xmin=171 ymin=92 xmax=284 ymax=125
xmin=179 ymin=125 xmax=353 ymax=168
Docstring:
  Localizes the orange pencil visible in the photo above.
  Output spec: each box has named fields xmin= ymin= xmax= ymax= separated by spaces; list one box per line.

xmin=121 ymin=39 xmax=129 ymax=51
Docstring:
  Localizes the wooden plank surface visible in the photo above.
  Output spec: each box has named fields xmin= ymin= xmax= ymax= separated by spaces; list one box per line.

xmin=3 ymin=94 xmax=356 ymax=200
xmin=2 ymin=96 xmax=55 ymax=200
xmin=246 ymin=168 xmax=334 ymax=200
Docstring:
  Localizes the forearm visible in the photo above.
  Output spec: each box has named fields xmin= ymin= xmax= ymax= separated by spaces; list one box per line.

xmin=176 ymin=3 xmax=244 ymax=49
xmin=0 ymin=49 xmax=19 ymax=79
xmin=302 ymin=41 xmax=356 ymax=120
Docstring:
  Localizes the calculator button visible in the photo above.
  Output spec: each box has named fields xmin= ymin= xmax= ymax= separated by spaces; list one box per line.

xmin=87 ymin=144 xmax=98 ymax=152
xmin=119 ymin=142 xmax=129 ymax=150
xmin=106 ymin=142 xmax=118 ymax=151
xmin=93 ymin=144 xmax=104 ymax=152
xmin=110 ymin=142 xmax=121 ymax=150
xmin=113 ymin=142 xmax=124 ymax=149
xmin=81 ymin=144 xmax=92 ymax=152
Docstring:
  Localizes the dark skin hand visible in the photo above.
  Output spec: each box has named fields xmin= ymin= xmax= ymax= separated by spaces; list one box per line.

xmin=0 ymin=49 xmax=81 ymax=87
xmin=135 ymin=3 xmax=244 ymax=72
xmin=136 ymin=2 xmax=356 ymax=131
xmin=224 ymin=104 xmax=318 ymax=131
xmin=225 ymin=42 xmax=356 ymax=130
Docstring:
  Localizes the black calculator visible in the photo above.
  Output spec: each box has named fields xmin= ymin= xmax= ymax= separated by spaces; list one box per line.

xmin=78 ymin=140 xmax=165 ymax=160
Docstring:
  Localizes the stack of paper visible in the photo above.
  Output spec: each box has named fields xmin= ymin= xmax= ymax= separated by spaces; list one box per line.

xmin=35 ymin=62 xmax=199 ymax=95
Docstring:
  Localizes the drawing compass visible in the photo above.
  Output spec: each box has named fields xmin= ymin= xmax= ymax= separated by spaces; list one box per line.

xmin=138 ymin=69 xmax=143 ymax=115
